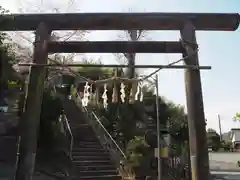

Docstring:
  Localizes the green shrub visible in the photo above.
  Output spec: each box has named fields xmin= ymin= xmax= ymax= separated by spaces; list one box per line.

xmin=38 ymin=91 xmax=63 ymax=150
xmin=125 ymin=136 xmax=150 ymax=167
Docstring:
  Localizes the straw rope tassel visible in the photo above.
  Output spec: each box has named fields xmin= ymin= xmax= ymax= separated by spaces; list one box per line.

xmin=120 ymin=83 xmax=126 ymax=103
xmin=102 ymin=84 xmax=108 ymax=108
xmin=112 ymin=82 xmax=118 ymax=103
xmin=82 ymin=82 xmax=90 ymax=106
xmin=139 ymin=82 xmax=144 ymax=102
xmin=135 ymin=82 xmax=140 ymax=101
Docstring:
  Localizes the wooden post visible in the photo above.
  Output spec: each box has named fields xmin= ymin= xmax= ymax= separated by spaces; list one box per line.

xmin=15 ymin=23 xmax=51 ymax=180
xmin=180 ymin=21 xmax=210 ymax=180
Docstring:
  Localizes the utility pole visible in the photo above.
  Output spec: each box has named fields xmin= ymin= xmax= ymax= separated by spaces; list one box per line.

xmin=15 ymin=23 xmax=51 ymax=180
xmin=155 ymin=74 xmax=162 ymax=180
xmin=218 ymin=114 xmax=222 ymax=141
xmin=180 ymin=21 xmax=210 ymax=180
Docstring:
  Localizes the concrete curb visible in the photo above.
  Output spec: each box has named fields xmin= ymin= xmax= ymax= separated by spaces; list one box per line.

xmin=211 ymin=169 xmax=240 ymax=173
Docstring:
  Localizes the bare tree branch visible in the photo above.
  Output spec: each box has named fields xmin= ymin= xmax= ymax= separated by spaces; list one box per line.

xmin=113 ymin=7 xmax=150 ymax=77
xmin=11 ymin=0 xmax=88 ymax=65
xmin=115 ymin=29 xmax=149 ymax=78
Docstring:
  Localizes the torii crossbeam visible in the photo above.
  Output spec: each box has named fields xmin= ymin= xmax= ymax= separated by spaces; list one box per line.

xmin=0 ymin=12 xmax=239 ymax=31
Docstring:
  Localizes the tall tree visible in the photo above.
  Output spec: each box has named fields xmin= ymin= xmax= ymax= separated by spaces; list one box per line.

xmin=233 ymin=113 xmax=240 ymax=121
xmin=206 ymin=128 xmax=221 ymax=151
xmin=115 ymin=30 xmax=148 ymax=78
xmin=0 ymin=6 xmax=21 ymax=94
xmin=233 ymin=113 xmax=240 ymax=127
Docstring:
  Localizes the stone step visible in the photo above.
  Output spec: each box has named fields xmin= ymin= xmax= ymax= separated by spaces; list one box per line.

xmin=72 ymin=150 xmax=108 ymax=156
xmin=72 ymin=147 xmax=105 ymax=152
xmin=73 ymin=160 xmax=113 ymax=166
xmin=75 ymin=164 xmax=116 ymax=171
xmin=73 ymin=143 xmax=103 ymax=148
xmin=62 ymin=100 xmax=121 ymax=179
xmin=73 ymin=137 xmax=99 ymax=141
xmin=74 ymin=143 xmax=102 ymax=148
xmin=73 ymin=136 xmax=98 ymax=140
xmin=74 ymin=141 xmax=102 ymax=146
xmin=72 ymin=129 xmax=96 ymax=137
xmin=76 ymin=175 xmax=120 ymax=180
xmin=73 ymin=155 xmax=110 ymax=161
xmin=78 ymin=170 xmax=118 ymax=177
xmin=76 ymin=140 xmax=101 ymax=144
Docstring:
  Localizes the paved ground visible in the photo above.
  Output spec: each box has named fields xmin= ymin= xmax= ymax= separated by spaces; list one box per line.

xmin=212 ymin=171 xmax=240 ymax=180
xmin=210 ymin=160 xmax=240 ymax=171
xmin=209 ymin=152 xmax=240 ymax=179
xmin=209 ymin=152 xmax=240 ymax=172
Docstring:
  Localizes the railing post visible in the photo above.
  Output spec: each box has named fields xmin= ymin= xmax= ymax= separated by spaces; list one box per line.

xmin=180 ymin=21 xmax=210 ymax=180
xmin=15 ymin=22 xmax=51 ymax=180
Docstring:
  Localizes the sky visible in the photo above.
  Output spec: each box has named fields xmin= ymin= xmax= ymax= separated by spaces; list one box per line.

xmin=1 ymin=0 xmax=240 ymax=133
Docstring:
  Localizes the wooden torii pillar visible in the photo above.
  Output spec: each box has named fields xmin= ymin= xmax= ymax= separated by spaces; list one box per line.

xmin=181 ymin=22 xmax=210 ymax=180
xmin=15 ymin=23 xmax=51 ymax=180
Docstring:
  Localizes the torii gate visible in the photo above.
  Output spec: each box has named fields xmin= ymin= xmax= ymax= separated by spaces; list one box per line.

xmin=0 ymin=12 xmax=239 ymax=180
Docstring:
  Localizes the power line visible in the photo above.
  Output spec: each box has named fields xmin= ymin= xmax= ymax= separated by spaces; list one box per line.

xmin=139 ymin=38 xmax=199 ymax=82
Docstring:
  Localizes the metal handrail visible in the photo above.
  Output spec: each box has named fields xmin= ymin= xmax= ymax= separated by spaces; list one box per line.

xmin=76 ymin=92 xmax=127 ymax=159
xmin=52 ymin=84 xmax=73 ymax=160
xmin=84 ymin=105 xmax=126 ymax=159
xmin=61 ymin=113 xmax=73 ymax=160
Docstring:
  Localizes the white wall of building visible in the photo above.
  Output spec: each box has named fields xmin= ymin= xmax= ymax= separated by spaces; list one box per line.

xmin=232 ymin=130 xmax=240 ymax=143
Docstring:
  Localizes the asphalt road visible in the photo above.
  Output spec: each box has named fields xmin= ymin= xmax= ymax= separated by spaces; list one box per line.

xmin=211 ymin=171 xmax=240 ymax=180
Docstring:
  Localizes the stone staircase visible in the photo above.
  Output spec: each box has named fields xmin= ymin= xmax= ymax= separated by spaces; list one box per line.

xmin=0 ymin=91 xmax=20 ymax=179
xmin=62 ymin=99 xmax=121 ymax=180
xmin=0 ymin=92 xmax=20 ymax=136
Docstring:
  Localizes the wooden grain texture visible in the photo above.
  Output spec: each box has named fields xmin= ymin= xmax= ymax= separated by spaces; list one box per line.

xmin=47 ymin=41 xmax=183 ymax=53
xmin=0 ymin=13 xmax=239 ymax=31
